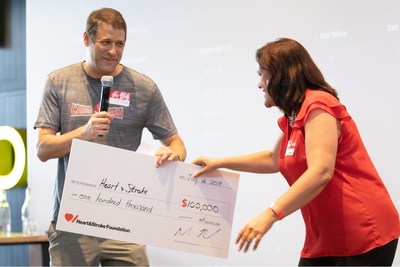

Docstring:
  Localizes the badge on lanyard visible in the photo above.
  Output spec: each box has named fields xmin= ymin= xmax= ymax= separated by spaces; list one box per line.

xmin=285 ymin=140 xmax=296 ymax=156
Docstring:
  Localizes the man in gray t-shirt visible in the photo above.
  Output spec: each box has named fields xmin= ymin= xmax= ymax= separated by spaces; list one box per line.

xmin=34 ymin=8 xmax=186 ymax=267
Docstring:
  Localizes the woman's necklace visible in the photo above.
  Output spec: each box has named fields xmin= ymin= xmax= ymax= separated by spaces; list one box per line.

xmin=288 ymin=111 xmax=297 ymax=127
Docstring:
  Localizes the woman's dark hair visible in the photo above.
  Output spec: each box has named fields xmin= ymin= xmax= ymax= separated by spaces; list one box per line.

xmin=86 ymin=8 xmax=127 ymax=41
xmin=256 ymin=38 xmax=338 ymax=116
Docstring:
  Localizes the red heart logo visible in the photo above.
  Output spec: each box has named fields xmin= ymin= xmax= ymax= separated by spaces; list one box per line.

xmin=65 ymin=213 xmax=74 ymax=222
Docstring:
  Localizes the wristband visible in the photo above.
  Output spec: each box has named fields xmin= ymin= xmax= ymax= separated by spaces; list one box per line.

xmin=269 ymin=202 xmax=285 ymax=220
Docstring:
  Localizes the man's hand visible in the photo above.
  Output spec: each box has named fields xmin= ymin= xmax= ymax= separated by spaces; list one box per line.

xmin=155 ymin=145 xmax=181 ymax=167
xmin=83 ymin=111 xmax=114 ymax=139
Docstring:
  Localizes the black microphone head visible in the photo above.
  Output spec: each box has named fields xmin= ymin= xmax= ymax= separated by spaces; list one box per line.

xmin=101 ymin=75 xmax=113 ymax=87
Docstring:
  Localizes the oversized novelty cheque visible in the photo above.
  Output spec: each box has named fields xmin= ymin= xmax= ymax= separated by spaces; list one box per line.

xmin=57 ymin=139 xmax=240 ymax=258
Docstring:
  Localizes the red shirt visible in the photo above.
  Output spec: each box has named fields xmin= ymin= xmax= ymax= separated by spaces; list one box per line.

xmin=278 ymin=89 xmax=400 ymax=258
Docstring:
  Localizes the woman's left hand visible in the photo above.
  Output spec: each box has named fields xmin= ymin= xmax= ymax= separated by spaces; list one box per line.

xmin=236 ymin=208 xmax=278 ymax=252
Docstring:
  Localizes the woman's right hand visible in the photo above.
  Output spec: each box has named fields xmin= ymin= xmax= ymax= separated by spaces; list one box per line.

xmin=191 ymin=156 xmax=221 ymax=177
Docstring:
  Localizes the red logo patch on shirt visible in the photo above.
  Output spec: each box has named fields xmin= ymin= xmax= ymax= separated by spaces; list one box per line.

xmin=71 ymin=103 xmax=93 ymax=116
xmin=108 ymin=107 xmax=124 ymax=119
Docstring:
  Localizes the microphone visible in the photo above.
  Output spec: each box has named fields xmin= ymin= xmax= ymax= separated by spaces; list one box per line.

xmin=98 ymin=76 xmax=113 ymax=137
xmin=99 ymin=75 xmax=113 ymax=112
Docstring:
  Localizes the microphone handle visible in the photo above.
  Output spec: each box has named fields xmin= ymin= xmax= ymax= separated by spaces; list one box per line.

xmin=99 ymin=86 xmax=111 ymax=112
xmin=98 ymin=86 xmax=111 ymax=137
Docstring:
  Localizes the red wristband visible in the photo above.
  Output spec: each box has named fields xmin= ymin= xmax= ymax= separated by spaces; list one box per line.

xmin=269 ymin=202 xmax=285 ymax=220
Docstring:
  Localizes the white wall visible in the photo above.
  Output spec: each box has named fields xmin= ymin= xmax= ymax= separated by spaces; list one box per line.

xmin=26 ymin=0 xmax=400 ymax=265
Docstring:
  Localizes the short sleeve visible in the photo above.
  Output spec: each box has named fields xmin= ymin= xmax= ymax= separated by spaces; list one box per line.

xmin=293 ymin=90 xmax=351 ymax=128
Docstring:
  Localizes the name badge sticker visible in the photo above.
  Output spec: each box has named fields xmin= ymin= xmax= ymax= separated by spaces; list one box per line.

xmin=109 ymin=90 xmax=131 ymax=107
xmin=285 ymin=140 xmax=296 ymax=156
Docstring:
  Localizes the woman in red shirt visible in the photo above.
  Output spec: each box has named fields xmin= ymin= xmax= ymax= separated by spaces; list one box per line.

xmin=192 ymin=38 xmax=399 ymax=266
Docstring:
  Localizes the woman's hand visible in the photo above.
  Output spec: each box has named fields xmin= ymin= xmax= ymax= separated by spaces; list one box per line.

xmin=236 ymin=208 xmax=278 ymax=252
xmin=191 ymin=156 xmax=221 ymax=177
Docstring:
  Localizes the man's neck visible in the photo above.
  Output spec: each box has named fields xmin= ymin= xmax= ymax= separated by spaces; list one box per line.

xmin=82 ymin=61 xmax=123 ymax=79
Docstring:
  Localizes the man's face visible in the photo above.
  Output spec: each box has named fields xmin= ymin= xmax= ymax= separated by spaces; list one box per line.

xmin=84 ymin=22 xmax=126 ymax=78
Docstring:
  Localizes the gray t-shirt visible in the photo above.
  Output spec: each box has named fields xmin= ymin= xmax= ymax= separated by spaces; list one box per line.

xmin=34 ymin=62 xmax=177 ymax=221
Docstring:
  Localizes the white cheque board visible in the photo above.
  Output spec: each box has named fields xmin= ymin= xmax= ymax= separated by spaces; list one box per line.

xmin=57 ymin=139 xmax=240 ymax=258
